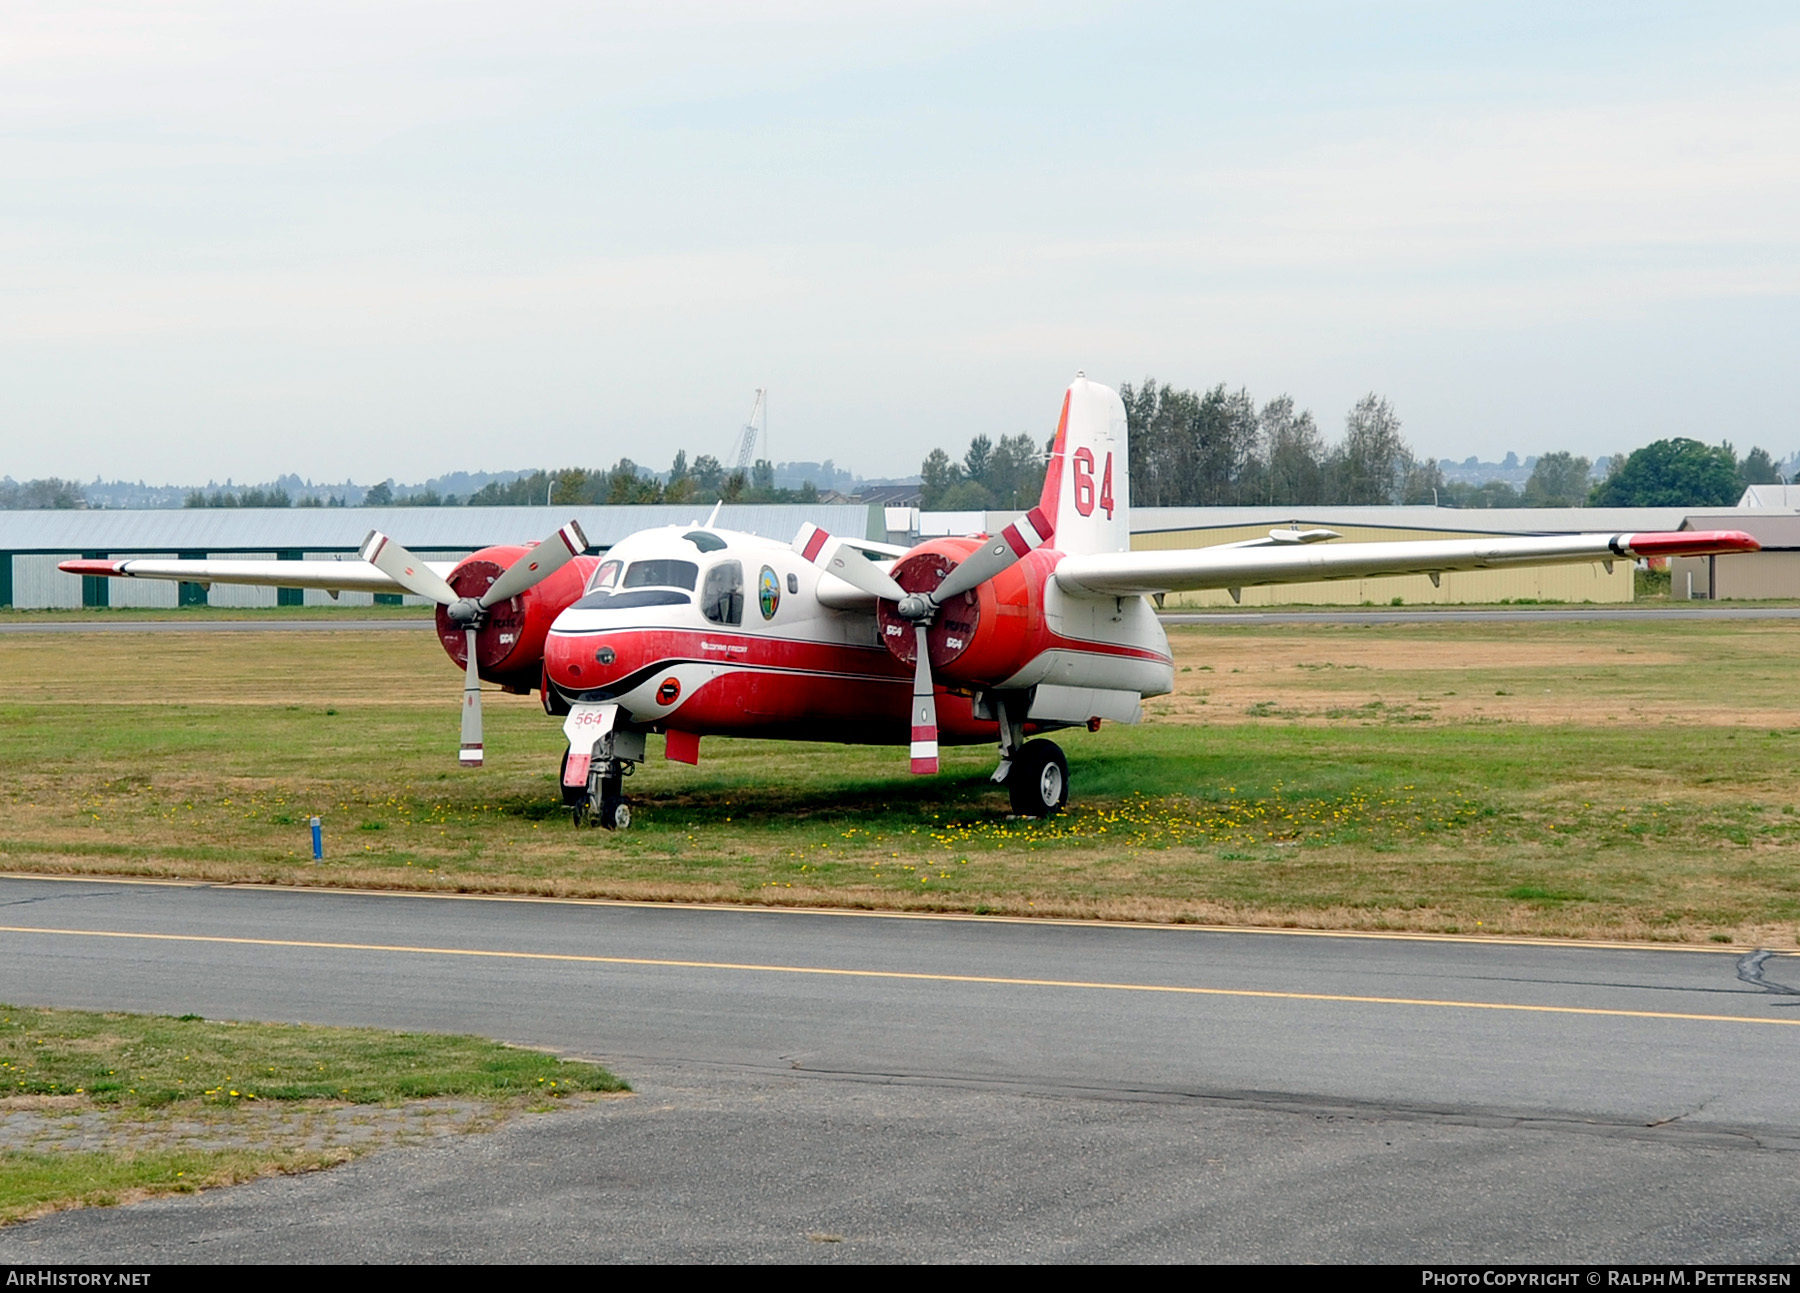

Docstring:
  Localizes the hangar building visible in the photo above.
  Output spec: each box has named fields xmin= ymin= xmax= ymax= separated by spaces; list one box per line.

xmin=1671 ymin=513 xmax=1800 ymax=601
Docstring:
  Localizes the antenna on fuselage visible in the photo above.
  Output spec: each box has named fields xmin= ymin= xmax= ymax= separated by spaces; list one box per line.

xmin=705 ymin=500 xmax=723 ymax=528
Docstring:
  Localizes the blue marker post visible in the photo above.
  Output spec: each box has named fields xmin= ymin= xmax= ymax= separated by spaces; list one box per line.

xmin=310 ymin=816 xmax=322 ymax=863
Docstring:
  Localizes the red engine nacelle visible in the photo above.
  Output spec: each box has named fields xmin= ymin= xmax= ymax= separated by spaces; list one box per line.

xmin=874 ymin=536 xmax=1060 ymax=688
xmin=433 ymin=546 xmax=599 ymax=692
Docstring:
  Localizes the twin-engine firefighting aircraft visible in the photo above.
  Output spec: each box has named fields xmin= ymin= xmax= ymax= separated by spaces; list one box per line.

xmin=64 ymin=376 xmax=1758 ymax=830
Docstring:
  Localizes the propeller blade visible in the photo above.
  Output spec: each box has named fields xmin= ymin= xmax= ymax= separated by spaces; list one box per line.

xmin=825 ymin=543 xmax=907 ymax=601
xmin=909 ymin=623 xmax=938 ymax=775
xmin=479 ymin=520 xmax=590 ymax=609
xmin=930 ymin=507 xmax=1054 ymax=606
xmin=459 ymin=627 xmax=483 ymax=766
xmin=793 ymin=524 xmax=908 ymax=601
xmin=360 ymin=530 xmax=460 ymax=605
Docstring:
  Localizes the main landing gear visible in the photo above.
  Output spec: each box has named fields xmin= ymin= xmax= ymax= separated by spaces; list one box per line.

xmin=986 ymin=691 xmax=1069 ymax=818
xmin=1006 ymin=740 xmax=1068 ymax=818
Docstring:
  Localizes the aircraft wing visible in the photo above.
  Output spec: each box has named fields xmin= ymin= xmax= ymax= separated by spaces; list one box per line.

xmin=1052 ymin=530 xmax=1760 ymax=598
xmin=57 ymin=557 xmax=457 ymax=595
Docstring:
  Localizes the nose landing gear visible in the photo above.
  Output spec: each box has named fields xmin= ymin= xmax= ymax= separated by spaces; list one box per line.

xmin=572 ymin=763 xmax=632 ymax=831
xmin=562 ymin=701 xmax=643 ymax=831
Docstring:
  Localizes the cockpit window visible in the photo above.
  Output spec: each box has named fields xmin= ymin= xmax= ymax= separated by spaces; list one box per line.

xmin=684 ymin=531 xmax=728 ymax=553
xmin=622 ymin=559 xmax=699 ymax=591
xmin=700 ymin=560 xmax=744 ymax=626
xmin=585 ymin=559 xmax=623 ymax=594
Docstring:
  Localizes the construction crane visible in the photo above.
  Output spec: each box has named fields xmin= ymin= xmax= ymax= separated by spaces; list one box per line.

xmin=730 ymin=388 xmax=765 ymax=474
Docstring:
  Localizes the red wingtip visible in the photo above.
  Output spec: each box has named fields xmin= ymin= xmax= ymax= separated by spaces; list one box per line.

xmin=58 ymin=559 xmax=123 ymax=576
xmin=1625 ymin=530 xmax=1761 ymax=557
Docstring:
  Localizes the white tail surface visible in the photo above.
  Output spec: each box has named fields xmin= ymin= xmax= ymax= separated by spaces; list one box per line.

xmin=1036 ymin=376 xmax=1130 ymax=557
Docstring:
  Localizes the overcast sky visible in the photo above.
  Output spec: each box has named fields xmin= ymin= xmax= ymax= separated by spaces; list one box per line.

xmin=3 ymin=1 xmax=1796 ymax=484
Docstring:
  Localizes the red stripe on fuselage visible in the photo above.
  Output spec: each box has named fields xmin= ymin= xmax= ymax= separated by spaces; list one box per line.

xmin=1038 ymin=627 xmax=1171 ymax=665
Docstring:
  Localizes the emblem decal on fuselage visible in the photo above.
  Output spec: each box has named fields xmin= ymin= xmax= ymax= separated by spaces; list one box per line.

xmin=657 ymin=677 xmax=682 ymax=705
xmin=758 ymin=565 xmax=780 ymax=620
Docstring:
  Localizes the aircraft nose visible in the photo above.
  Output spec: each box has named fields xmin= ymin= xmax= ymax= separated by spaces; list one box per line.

xmin=545 ymin=631 xmax=608 ymax=687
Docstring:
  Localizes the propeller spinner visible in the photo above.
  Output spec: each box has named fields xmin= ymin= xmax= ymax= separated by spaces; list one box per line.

xmin=794 ymin=509 xmax=1053 ymax=774
xmin=361 ymin=520 xmax=590 ymax=766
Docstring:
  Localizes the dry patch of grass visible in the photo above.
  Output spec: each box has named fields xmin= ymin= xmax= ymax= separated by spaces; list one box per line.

xmin=1152 ymin=621 xmax=1794 ymax=726
xmin=0 ymin=1003 xmax=626 ymax=1224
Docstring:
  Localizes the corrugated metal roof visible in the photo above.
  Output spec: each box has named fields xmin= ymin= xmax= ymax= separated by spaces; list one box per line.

xmin=0 ymin=504 xmax=875 ymax=553
xmin=1737 ymin=485 xmax=1800 ymax=509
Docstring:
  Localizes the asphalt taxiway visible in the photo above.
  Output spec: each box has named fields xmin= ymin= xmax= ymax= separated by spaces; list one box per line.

xmin=1 ymin=875 xmax=1796 ymax=1262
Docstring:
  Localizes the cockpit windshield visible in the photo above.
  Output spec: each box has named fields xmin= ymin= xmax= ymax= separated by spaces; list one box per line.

xmin=571 ymin=556 xmax=702 ymax=611
xmin=623 ymin=559 xmax=698 ymax=591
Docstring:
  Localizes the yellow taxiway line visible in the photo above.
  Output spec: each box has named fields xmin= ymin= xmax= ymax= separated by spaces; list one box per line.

xmin=0 ymin=872 xmax=1786 ymax=956
xmin=2 ymin=923 xmax=1795 ymax=1029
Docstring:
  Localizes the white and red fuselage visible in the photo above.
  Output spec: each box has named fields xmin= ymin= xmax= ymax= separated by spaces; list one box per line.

xmin=536 ymin=526 xmax=1173 ymax=759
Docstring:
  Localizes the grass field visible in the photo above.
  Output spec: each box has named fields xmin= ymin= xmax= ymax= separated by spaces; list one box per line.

xmin=1 ymin=616 xmax=1797 ymax=945
xmin=0 ymin=1002 xmax=624 ymax=1223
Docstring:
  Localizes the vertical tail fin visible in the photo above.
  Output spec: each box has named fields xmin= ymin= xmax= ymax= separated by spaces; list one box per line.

xmin=1035 ymin=374 xmax=1130 ymax=556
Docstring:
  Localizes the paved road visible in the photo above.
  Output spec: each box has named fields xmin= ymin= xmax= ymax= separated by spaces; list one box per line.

xmin=1 ymin=875 xmax=1797 ymax=1262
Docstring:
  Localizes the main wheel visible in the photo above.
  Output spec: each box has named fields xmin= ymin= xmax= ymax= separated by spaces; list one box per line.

xmin=600 ymin=799 xmax=631 ymax=831
xmin=1008 ymin=740 xmax=1068 ymax=817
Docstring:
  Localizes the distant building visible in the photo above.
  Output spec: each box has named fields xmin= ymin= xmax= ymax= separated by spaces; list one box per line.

xmin=1672 ymin=513 xmax=1800 ymax=600
xmin=852 ymin=484 xmax=924 ymax=507
xmin=1736 ymin=485 xmax=1800 ymax=510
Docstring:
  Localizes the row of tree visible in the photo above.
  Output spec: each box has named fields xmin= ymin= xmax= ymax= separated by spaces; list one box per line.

xmin=919 ymin=433 xmax=1051 ymax=510
xmin=919 ymin=385 xmax=1444 ymax=510
xmin=1120 ymin=383 xmax=1456 ymax=508
xmin=0 ymin=477 xmax=84 ymax=509
xmin=183 ymin=487 xmax=327 ymax=508
xmin=163 ymin=456 xmax=829 ymax=509
xmin=919 ymin=379 xmax=1786 ymax=512
xmin=1589 ymin=440 xmax=1779 ymax=508
xmin=452 ymin=455 xmax=822 ymax=508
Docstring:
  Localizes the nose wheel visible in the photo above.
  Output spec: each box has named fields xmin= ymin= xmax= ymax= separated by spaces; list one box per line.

xmin=1006 ymin=740 xmax=1068 ymax=817
xmin=571 ymin=764 xmax=633 ymax=830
